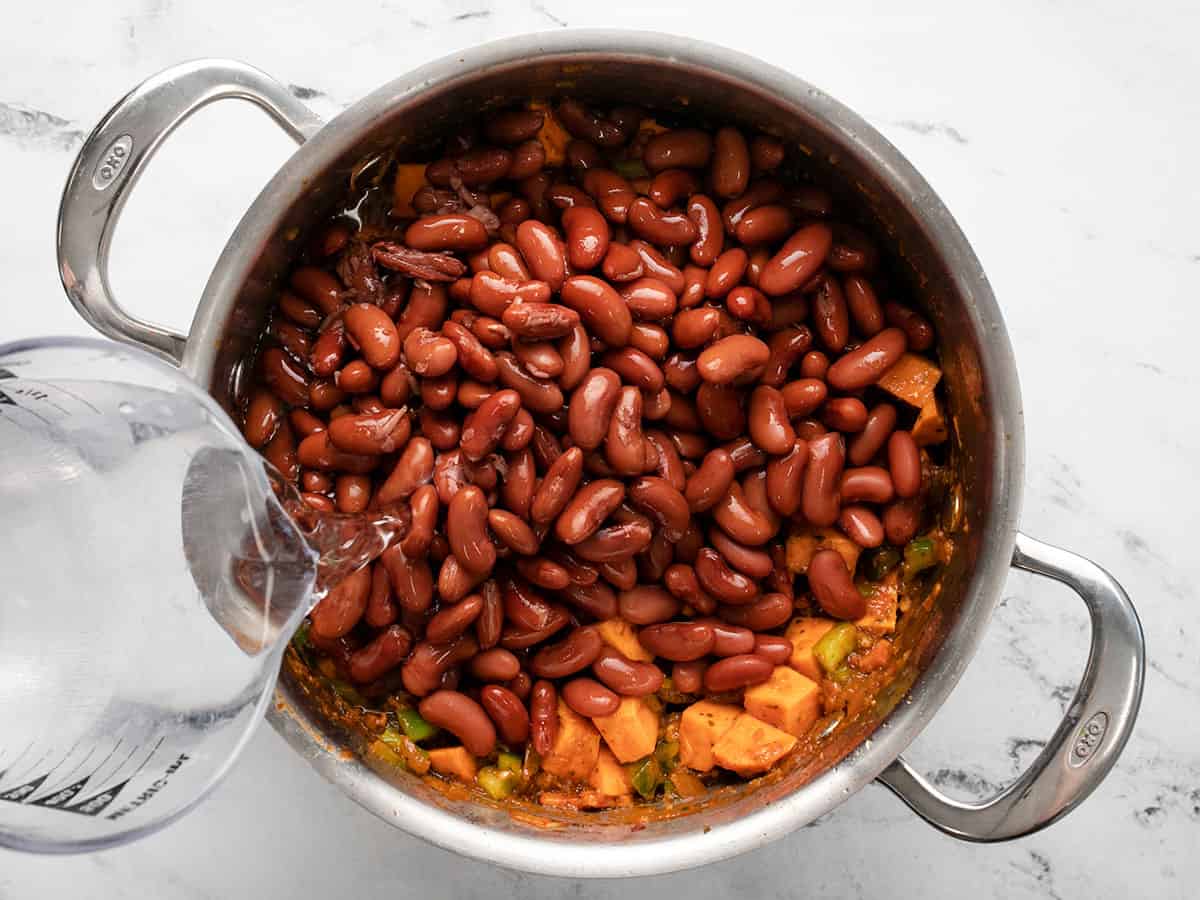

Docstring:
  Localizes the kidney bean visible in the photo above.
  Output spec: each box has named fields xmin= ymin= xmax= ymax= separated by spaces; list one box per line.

xmin=339 ymin=304 xmax=398 ymax=371
xmin=511 ymin=220 xmax=564 ymax=290
xmin=760 ymin=438 xmax=806 ymax=517
xmin=823 ymin=397 xmax=869 ymax=434
xmin=636 ymin=620 xmax=715 ymax=662
xmin=708 ymin=126 xmax=749 ymax=198
xmin=748 ymin=386 xmax=796 ymax=455
xmin=559 ymin=205 xmax=609 ymax=272
xmin=562 ymin=677 xmax=620 ymax=717
xmin=289 ymin=409 xmax=326 ymax=439
xmin=884 ymin=302 xmax=935 ymax=351
xmin=278 ymin=290 xmax=322 ymax=329
xmin=380 ymin=544 xmax=434 ymax=613
xmin=337 ymin=360 xmax=381 ymax=394
xmin=301 ymin=470 xmax=331 ymax=494
xmin=364 ymin=562 xmax=398 ymax=628
xmin=801 ymin=432 xmax=845 ymax=527
xmin=699 ymin=250 xmax=745 ymax=303
xmin=685 ymin=194 xmax=723 ymax=266
xmin=624 ymin=476 xmax=689 ymax=541
xmin=345 ymin=625 xmax=412 ymax=684
xmin=882 ymin=497 xmax=921 ymax=546
xmin=800 ymin=350 xmax=830 ymax=380
xmin=758 ymin=223 xmax=834 ymax=296
xmin=272 ymin=319 xmax=313 ymax=363
xmin=401 ymin=327 xmax=457 ymax=378
xmin=260 ymin=347 xmax=309 ymax=408
xmin=494 ymin=352 xmax=564 ymax=414
xmin=334 ymin=473 xmax=372 ymax=514
xmin=582 ymin=169 xmax=636 ymax=223
xmin=604 ymin=387 xmax=648 ymax=476
xmin=525 ymin=451 xmax=580 ymax=528
xmin=589 ymin=647 xmax=662 ymax=697
xmin=404 ymin=214 xmax=488 ymax=253
xmin=626 ymin=196 xmax=698 ymax=247
xmin=484 ymin=108 xmax=545 ymax=144
xmin=263 ymin=418 xmax=299 ymax=482
xmin=807 ymin=275 xmax=849 ymax=352
xmin=601 ymin=242 xmax=644 ymax=283
xmin=723 ymin=180 xmax=785 ymax=235
xmin=507 ymin=139 xmax=546 ymax=181
xmin=310 ymin=565 xmax=371 ymax=639
xmin=470 ymin=647 xmax=520 ymax=682
xmin=704 ymin=654 xmax=773 ymax=692
xmin=563 ymin=139 xmax=600 ymax=173
xmin=847 ymin=403 xmax=898 ymax=466
xmin=838 ymin=504 xmax=885 ymax=548
xmin=327 ymin=408 xmax=410 ymax=455
xmin=425 ymin=593 xmax=483 ymax=644
xmin=712 ymin=480 xmax=775 ymax=546
xmin=840 ymin=274 xmax=884 ymax=336
xmin=841 ymin=466 xmax=895 ymax=504
xmin=720 ymin=592 xmax=793 ymax=632
xmin=826 ymin=327 xmax=908 ymax=392
xmin=559 ymin=275 xmax=633 ymax=347
xmin=243 ymin=390 xmax=282 ymax=449
xmin=709 ymin=528 xmax=773 ymax=579
xmin=528 ymin=680 xmax=559 ymax=755
xmin=642 ymin=169 xmax=693 ymax=208
xmin=734 ymin=204 xmax=793 ymax=246
xmin=753 ymin=635 xmax=793 ymax=666
xmin=638 ymin=432 xmax=683 ymax=494
xmin=436 ymin=321 xmax=495 ymax=382
xmin=375 ymin=437 xmax=434 ymax=505
xmin=807 ymin=549 xmax=867 ymax=619
xmin=481 ymin=509 xmax=534 ymax=557
xmin=749 ymin=134 xmax=785 ymax=172
xmin=663 ymin=563 xmax=716 ymax=615
xmin=290 ymin=266 xmax=342 ymax=316
xmin=513 ymin=336 xmax=564 ymax=379
xmin=888 ymin=430 xmax=922 ymax=498
xmin=394 ymin=484 xmax=436 ymax=560
xmin=828 ymin=223 xmax=878 ymax=272
xmin=671 ymin=660 xmax=706 ymax=694
xmin=297 ymin=431 xmax=377 ymax=475
xmin=474 ymin=580 xmax=503 ymax=650
xmin=301 ymin=492 xmax=335 ymax=512
xmin=574 ymin=519 xmax=654 ymax=562
xmin=627 ymin=241 xmax=686 ymax=295
xmin=419 ymin=690 xmax=497 ymax=757
xmin=644 ymin=129 xmax=713 ymax=170
xmin=502 ymin=447 xmax=536 ymax=519
xmin=668 ymin=307 xmax=716 ymax=351
xmin=474 ymin=685 xmax=529 ymax=747
xmin=418 ymin=407 xmax=459 ymax=450
xmin=485 ymin=243 xmax=530 ymax=282
xmin=694 ymin=547 xmax=758 ymax=604
xmin=627 ymin=326 xmax=670 ymax=366
xmin=511 ymin=557 xmax=567 ymax=591
xmin=529 ymin=626 xmax=604 ymax=679
xmin=549 ymin=479 xmax=622 ymax=546
xmin=697 ymin=335 xmax=770 ymax=384
xmin=759 ymin=327 xmax=813 ymax=388
xmin=559 ymin=367 xmax=620 ymax=451
xmin=694 ymin=384 xmax=746 ymax=443
xmin=595 ymin=556 xmax=637 ymax=591
xmin=446 ymin=486 xmax=495 ymax=576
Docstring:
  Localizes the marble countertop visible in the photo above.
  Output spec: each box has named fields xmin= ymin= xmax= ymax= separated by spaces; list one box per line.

xmin=2 ymin=0 xmax=1196 ymax=896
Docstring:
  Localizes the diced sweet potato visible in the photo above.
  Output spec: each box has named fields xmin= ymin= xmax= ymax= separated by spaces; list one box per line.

xmin=785 ymin=617 xmax=836 ymax=681
xmin=542 ymin=700 xmax=601 ymax=779
xmin=530 ymin=102 xmax=571 ymax=167
xmin=711 ymin=714 xmax=798 ymax=776
xmin=912 ymin=397 xmax=948 ymax=446
xmin=743 ymin=666 xmax=822 ymax=738
xmin=427 ymin=746 xmax=477 ymax=782
xmin=588 ymin=747 xmax=634 ymax=796
xmin=856 ymin=571 xmax=899 ymax=635
xmin=593 ymin=697 xmax=659 ymax=763
xmin=877 ymin=353 xmax=942 ymax=408
xmin=786 ymin=527 xmax=861 ymax=575
xmin=678 ymin=700 xmax=741 ymax=772
xmin=596 ymin=617 xmax=654 ymax=662
xmin=392 ymin=163 xmax=428 ymax=217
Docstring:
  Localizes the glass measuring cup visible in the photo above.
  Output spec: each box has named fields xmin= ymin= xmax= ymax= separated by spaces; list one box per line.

xmin=0 ymin=337 xmax=401 ymax=853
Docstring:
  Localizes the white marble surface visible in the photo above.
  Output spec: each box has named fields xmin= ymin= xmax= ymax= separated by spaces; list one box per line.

xmin=2 ymin=0 xmax=1197 ymax=896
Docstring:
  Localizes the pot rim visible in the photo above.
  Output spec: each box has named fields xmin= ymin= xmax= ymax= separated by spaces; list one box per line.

xmin=187 ymin=29 xmax=1024 ymax=877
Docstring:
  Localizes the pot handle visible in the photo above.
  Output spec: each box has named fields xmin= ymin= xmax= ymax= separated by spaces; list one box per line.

xmin=877 ymin=532 xmax=1144 ymax=841
xmin=57 ymin=59 xmax=324 ymax=365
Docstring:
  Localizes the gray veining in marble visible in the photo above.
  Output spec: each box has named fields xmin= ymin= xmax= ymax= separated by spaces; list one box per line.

xmin=1 ymin=0 xmax=1197 ymax=896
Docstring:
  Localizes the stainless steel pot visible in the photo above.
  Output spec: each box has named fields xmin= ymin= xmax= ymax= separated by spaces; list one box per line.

xmin=57 ymin=31 xmax=1144 ymax=877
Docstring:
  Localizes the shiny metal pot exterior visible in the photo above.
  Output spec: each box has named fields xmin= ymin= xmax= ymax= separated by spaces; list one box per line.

xmin=58 ymin=31 xmax=1143 ymax=877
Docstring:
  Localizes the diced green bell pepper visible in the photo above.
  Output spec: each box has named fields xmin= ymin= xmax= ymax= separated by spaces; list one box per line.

xmin=477 ymin=766 xmax=520 ymax=801
xmin=630 ymin=756 xmax=663 ymax=800
xmin=813 ymin=622 xmax=858 ymax=674
xmin=395 ymin=707 xmax=438 ymax=742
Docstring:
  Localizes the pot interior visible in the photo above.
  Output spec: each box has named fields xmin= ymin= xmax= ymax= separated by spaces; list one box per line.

xmin=204 ymin=45 xmax=1007 ymax=848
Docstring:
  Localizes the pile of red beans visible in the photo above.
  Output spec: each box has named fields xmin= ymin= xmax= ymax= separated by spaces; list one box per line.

xmin=243 ymin=100 xmax=937 ymax=766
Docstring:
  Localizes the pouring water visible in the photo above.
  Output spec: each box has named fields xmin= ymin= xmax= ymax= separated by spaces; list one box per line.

xmin=0 ymin=338 xmax=406 ymax=852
